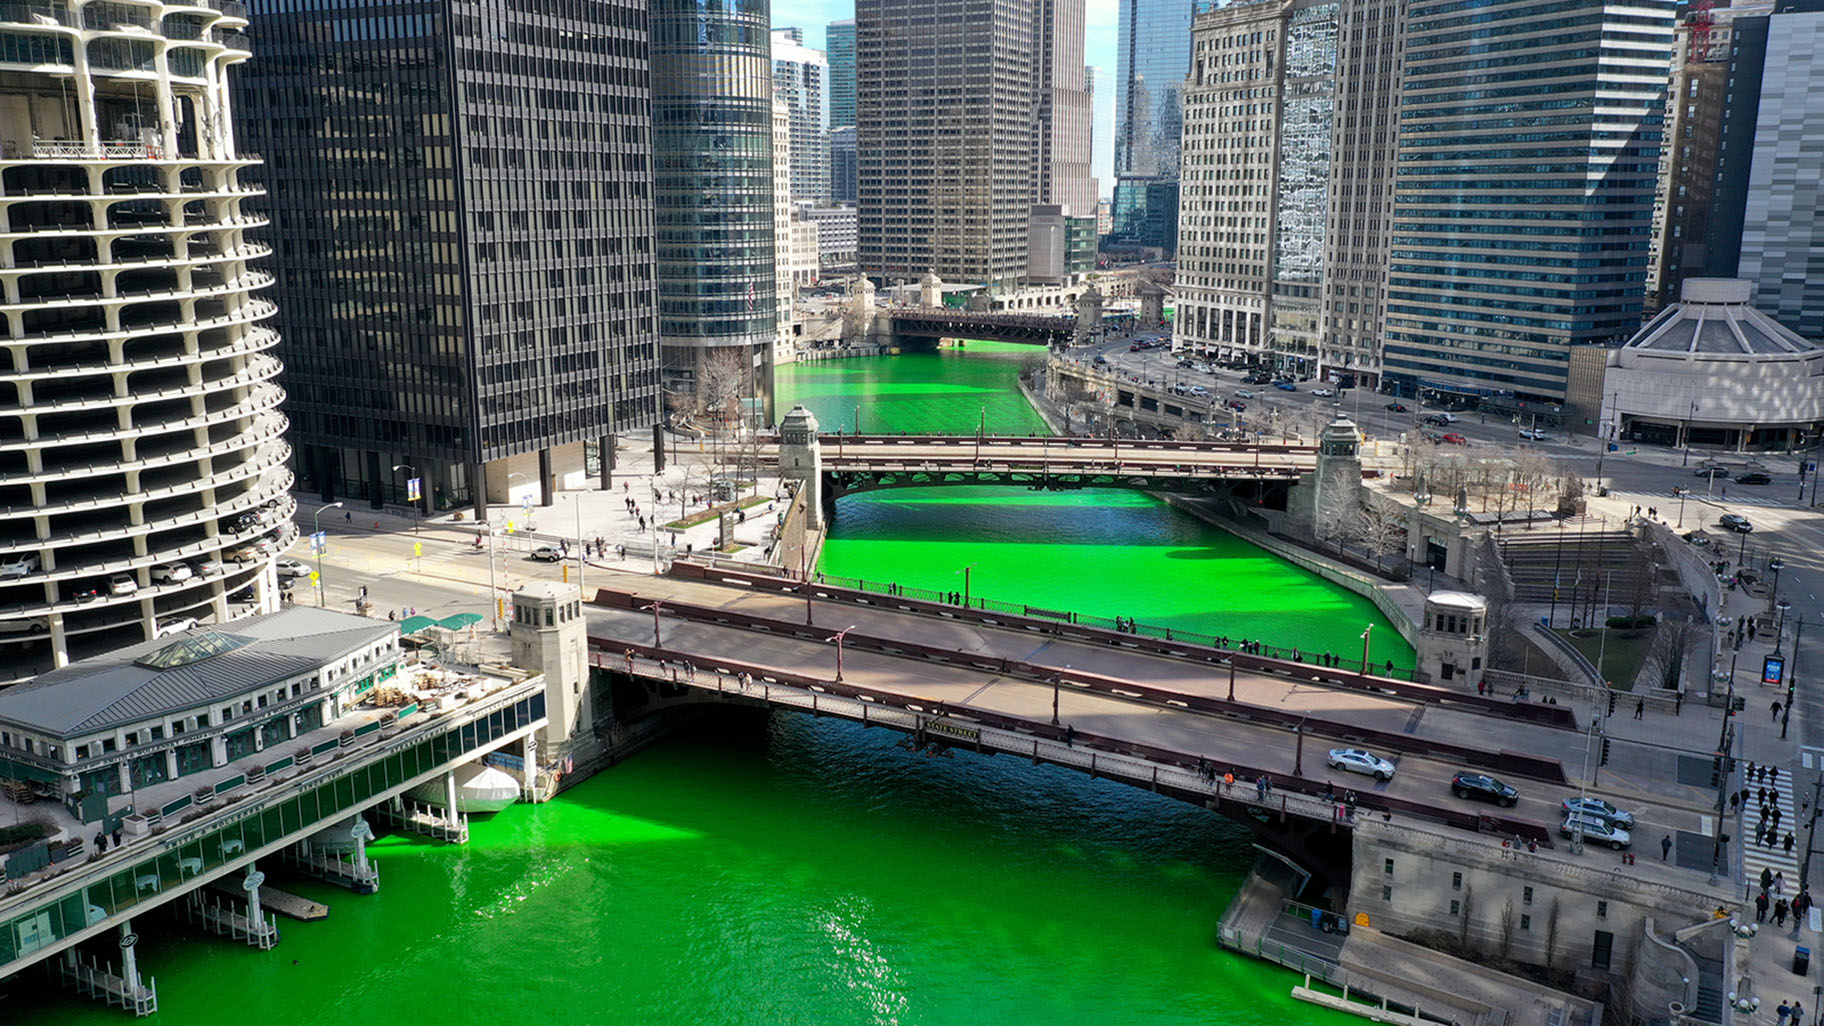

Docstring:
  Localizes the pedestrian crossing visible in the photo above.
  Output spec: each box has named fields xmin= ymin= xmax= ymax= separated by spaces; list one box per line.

xmin=1741 ymin=762 xmax=1801 ymax=891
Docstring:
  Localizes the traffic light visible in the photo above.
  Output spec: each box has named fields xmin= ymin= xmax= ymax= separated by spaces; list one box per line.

xmin=1600 ymin=738 xmax=1612 ymax=766
xmin=1711 ymin=756 xmax=1723 ymax=787
xmin=1733 ymin=695 xmax=1747 ymax=713
xmin=1607 ymin=691 xmax=1618 ymax=716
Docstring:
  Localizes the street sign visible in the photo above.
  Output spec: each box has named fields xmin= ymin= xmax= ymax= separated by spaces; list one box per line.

xmin=521 ymin=494 xmax=533 ymax=513
xmin=309 ymin=571 xmax=320 ymax=586
xmin=1763 ymin=654 xmax=1786 ymax=686
xmin=310 ymin=530 xmax=326 ymax=555
xmin=412 ymin=541 xmax=423 ymax=556
xmin=406 ymin=477 xmax=422 ymax=502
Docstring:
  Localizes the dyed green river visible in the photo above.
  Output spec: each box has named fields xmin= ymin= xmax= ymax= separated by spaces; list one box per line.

xmin=20 ymin=343 xmax=1398 ymax=1024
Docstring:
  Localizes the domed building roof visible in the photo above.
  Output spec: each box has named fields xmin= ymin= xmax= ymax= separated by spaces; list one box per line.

xmin=1625 ymin=279 xmax=1816 ymax=356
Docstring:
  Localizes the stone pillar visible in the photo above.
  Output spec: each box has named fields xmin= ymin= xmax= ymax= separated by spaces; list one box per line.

xmin=444 ymin=770 xmax=460 ymax=827
xmin=242 ymin=864 xmax=265 ymax=925
xmin=537 ymin=448 xmax=553 ymax=507
xmin=118 ymin=921 xmax=141 ymax=994
xmin=210 ymin=734 xmax=227 ymax=768
xmin=350 ymin=818 xmax=375 ymax=881
xmin=522 ymin=736 xmax=539 ymax=799
xmin=651 ymin=422 xmax=666 ymax=474
xmin=599 ymin=434 xmax=614 ymax=490
xmin=776 ymin=405 xmax=824 ymax=531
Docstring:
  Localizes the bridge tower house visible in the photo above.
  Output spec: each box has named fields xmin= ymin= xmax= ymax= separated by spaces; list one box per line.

xmin=778 ymin=405 xmax=825 ymax=531
xmin=1287 ymin=415 xmax=1364 ymax=542
xmin=1073 ymin=285 xmax=1103 ymax=347
xmin=510 ymin=580 xmax=596 ymax=789
xmin=919 ymin=270 xmax=943 ymax=308
xmin=1415 ymin=592 xmax=1489 ymax=689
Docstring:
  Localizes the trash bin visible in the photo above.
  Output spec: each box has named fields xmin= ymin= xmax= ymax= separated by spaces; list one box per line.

xmin=1608 ymin=443 xmax=1619 ymax=452
xmin=1795 ymin=946 xmax=1810 ymax=976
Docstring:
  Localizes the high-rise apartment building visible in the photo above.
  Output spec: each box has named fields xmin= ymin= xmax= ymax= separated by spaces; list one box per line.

xmin=652 ymin=0 xmax=777 ymax=411
xmin=240 ymin=0 xmax=660 ymax=519
xmin=1726 ymin=0 xmax=1824 ymax=341
xmin=1111 ymin=0 xmax=1196 ymax=251
xmin=771 ymin=28 xmax=830 ymax=204
xmin=1382 ymin=0 xmax=1676 ymax=403
xmin=1035 ymin=0 xmax=1098 ymax=215
xmin=857 ymin=0 xmax=1037 ymax=284
xmin=773 ymin=98 xmax=796 ymax=363
xmin=827 ymin=19 xmax=857 ymax=130
xmin=0 ymin=2 xmax=292 ymax=674
xmin=830 ymin=126 xmax=858 ymax=204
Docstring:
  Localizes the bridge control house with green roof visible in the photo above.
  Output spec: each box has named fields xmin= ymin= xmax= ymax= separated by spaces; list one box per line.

xmin=0 ymin=608 xmax=401 ymax=808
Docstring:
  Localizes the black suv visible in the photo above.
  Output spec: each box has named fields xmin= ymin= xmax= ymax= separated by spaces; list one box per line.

xmin=1451 ymin=772 xmax=1518 ymax=807
xmin=1735 ymin=471 xmax=1773 ymax=485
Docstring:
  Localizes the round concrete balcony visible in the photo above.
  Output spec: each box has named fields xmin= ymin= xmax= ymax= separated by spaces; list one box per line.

xmin=0 ymin=12 xmax=287 ymax=673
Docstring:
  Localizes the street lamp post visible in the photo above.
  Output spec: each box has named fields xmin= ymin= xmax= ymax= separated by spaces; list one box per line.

xmin=1360 ymin=625 xmax=1373 ymax=676
xmin=310 ymin=502 xmax=342 ymax=607
xmin=956 ymin=563 xmax=977 ymax=608
xmin=641 ymin=599 xmax=664 ymax=648
xmin=1783 ymin=615 xmax=1805 ymax=740
xmin=1052 ymin=663 xmax=1070 ymax=725
xmin=391 ymin=464 xmax=422 ymax=532
xmin=827 ymin=624 xmax=857 ymax=682
xmin=1683 ymin=401 xmax=1698 ymax=466
xmin=1770 ymin=557 xmax=1787 ymax=616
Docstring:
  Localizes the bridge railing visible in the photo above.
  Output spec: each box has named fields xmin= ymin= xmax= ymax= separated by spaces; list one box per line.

xmin=665 ymin=561 xmax=1579 ymax=731
xmin=591 ymin=647 xmax=1554 ymax=846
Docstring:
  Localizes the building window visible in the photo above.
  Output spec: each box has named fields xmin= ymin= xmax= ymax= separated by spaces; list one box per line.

xmin=1520 ymin=914 xmax=1532 ymax=931
xmin=1597 ymin=901 xmax=1608 ymax=920
xmin=1523 ymin=886 xmax=1534 ymax=906
xmin=1449 ymin=899 xmax=1461 ymax=917
xmin=1384 ymin=858 xmax=1394 ymax=875
xmin=1382 ymin=885 xmax=1392 ymax=902
xmin=1452 ymin=871 xmax=1462 ymax=891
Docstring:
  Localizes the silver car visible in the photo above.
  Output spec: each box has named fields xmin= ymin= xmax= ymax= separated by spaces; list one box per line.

xmin=1560 ymin=813 xmax=1631 ymax=850
xmin=1327 ymin=747 xmax=1395 ymax=781
xmin=1561 ymin=796 xmax=1635 ymax=829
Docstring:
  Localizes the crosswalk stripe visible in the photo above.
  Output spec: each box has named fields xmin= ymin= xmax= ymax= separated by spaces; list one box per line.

xmin=1740 ymin=767 xmax=1800 ymax=886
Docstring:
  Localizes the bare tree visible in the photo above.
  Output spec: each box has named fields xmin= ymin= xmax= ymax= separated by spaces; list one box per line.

xmin=697 ymin=349 xmax=750 ymax=434
xmin=1353 ymin=504 xmax=1408 ymax=571
xmin=1499 ymin=896 xmax=1517 ymax=958
xmin=1458 ymin=885 xmax=1475 ymax=950
xmin=1544 ymin=898 xmax=1561 ymax=968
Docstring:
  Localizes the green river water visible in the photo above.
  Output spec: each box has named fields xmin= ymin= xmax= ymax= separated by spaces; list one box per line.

xmin=18 ymin=342 xmax=1403 ymax=1025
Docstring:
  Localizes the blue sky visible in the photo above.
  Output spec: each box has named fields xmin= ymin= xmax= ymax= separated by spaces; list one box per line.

xmin=774 ymin=0 xmax=1120 ymax=196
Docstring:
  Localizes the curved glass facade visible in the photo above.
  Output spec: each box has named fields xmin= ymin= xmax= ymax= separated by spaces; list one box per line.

xmin=652 ymin=0 xmax=778 ymax=404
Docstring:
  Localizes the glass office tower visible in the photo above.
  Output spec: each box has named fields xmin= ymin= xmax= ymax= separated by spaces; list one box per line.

xmin=652 ymin=0 xmax=777 ymax=414
xmin=1383 ymin=0 xmax=1675 ymax=403
xmin=1111 ymin=0 xmax=1196 ymax=251
xmin=238 ymin=0 xmax=662 ymax=517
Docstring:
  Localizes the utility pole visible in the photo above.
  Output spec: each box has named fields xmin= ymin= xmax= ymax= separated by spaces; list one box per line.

xmin=1805 ymin=774 xmax=1824 ymax=890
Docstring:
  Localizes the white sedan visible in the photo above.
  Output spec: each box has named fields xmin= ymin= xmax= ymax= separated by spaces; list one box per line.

xmin=1311 ymin=387 xmax=1337 ymax=398
xmin=274 ymin=558 xmax=311 ymax=579
xmin=1327 ymin=747 xmax=1396 ymax=781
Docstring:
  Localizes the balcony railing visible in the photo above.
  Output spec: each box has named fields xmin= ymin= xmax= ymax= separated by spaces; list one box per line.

xmin=0 ymin=2 xmax=74 ymax=27
xmin=20 ymin=139 xmax=158 ymax=160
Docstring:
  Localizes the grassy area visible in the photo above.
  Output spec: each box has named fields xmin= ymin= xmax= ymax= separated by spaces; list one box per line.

xmin=1554 ymin=627 xmax=1656 ymax=690
xmin=662 ymin=495 xmax=772 ymax=531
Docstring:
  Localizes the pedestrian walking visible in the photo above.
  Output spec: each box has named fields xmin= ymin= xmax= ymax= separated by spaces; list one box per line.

xmin=1766 ymin=867 xmax=1777 ymax=891
xmin=1775 ymin=700 xmax=1784 ymax=721
xmin=1663 ymin=834 xmax=1675 ymax=861
xmin=1779 ymin=1000 xmax=1793 ymax=1026
xmin=1758 ymin=891 xmax=1771 ymax=921
xmin=1732 ymin=792 xmax=1742 ymax=812
xmin=1773 ymin=766 xmax=1782 ymax=786
xmin=1777 ymin=900 xmax=1791 ymax=926
xmin=1776 ymin=871 xmax=1787 ymax=896
xmin=1256 ymin=775 xmax=1268 ymax=801
xmin=1793 ymin=1001 xmax=1805 ymax=1026
xmin=1762 ymin=787 xmax=1772 ymax=807
xmin=1635 ymin=698 xmax=1645 ymax=719
xmin=1773 ymin=807 xmax=1783 ymax=829
xmin=1787 ymin=833 xmax=1798 ymax=855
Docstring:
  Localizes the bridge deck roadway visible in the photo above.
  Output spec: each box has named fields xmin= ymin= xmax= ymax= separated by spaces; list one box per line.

xmin=583 ymin=569 xmax=1726 ymax=879
xmin=815 ymin=435 xmax=1320 ymax=475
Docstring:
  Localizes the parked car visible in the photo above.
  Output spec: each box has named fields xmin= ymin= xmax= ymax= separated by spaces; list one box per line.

xmin=1228 ymin=401 xmax=1248 ymax=412
xmin=1441 ymin=433 xmax=1468 ymax=445
xmin=1188 ymin=385 xmax=1210 ymax=397
xmin=1561 ymin=796 xmax=1636 ymax=829
xmin=0 ymin=616 xmax=50 ymax=635
xmin=531 ymin=545 xmax=563 ymax=562
xmin=1234 ymin=388 xmax=1256 ymax=399
xmin=155 ymin=616 xmax=198 ymax=638
xmin=107 ymin=573 xmax=138 ymax=596
xmin=1451 ymin=772 xmax=1517 ymax=807
xmin=1694 ymin=465 xmax=1729 ymax=479
xmin=0 ymin=553 xmax=40 ymax=579
xmin=274 ymin=558 xmax=311 ymax=578
xmin=226 ymin=545 xmax=262 ymax=564
xmin=1560 ymin=814 xmax=1632 ymax=850
xmin=1274 ymin=381 xmax=1298 ymax=392
xmin=1423 ymin=412 xmax=1458 ymax=426
xmin=65 ymin=582 xmax=102 ymax=602
xmin=1735 ymin=471 xmax=1773 ymax=485
xmin=1719 ymin=513 xmax=1754 ymax=534
xmin=189 ymin=556 xmax=221 ymax=577
xmin=1518 ymin=428 xmax=1552 ymax=441
xmin=1327 ymin=747 xmax=1396 ymax=781
xmin=1311 ymin=387 xmax=1337 ymax=398
xmin=1385 ymin=402 xmax=1409 ymax=412
xmin=1421 ymin=430 xmax=1445 ymax=444
xmin=149 ymin=562 xmax=192 ymax=584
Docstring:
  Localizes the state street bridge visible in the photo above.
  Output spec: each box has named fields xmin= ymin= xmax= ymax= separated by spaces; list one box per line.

xmin=884 ymin=309 xmax=1079 ymax=348
xmin=570 ymin=564 xmax=1677 ymax=890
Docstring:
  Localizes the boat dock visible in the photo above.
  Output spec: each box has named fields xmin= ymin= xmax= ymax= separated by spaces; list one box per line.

xmin=209 ymin=878 xmax=328 ymax=922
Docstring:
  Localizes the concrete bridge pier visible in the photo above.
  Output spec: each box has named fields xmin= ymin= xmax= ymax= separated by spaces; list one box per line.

xmin=53 ymin=921 xmax=158 ymax=1016
xmin=776 ymin=405 xmax=824 ymax=531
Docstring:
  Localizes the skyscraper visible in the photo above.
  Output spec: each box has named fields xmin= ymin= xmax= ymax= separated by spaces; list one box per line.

xmin=857 ymin=0 xmax=1037 ymax=283
xmin=652 ymin=0 xmax=778 ymax=411
xmin=1034 ymin=0 xmax=1098 ymax=216
xmin=1111 ymin=0 xmax=1196 ymax=251
xmin=827 ymin=19 xmax=858 ymax=130
xmin=1725 ymin=1 xmax=1824 ymax=340
xmin=830 ymin=126 xmax=858 ymax=204
xmin=771 ymin=29 xmax=831 ymax=204
xmin=0 ymin=3 xmax=291 ymax=673
xmin=239 ymin=0 xmax=661 ymax=519
xmin=1382 ymin=0 xmax=1676 ymax=403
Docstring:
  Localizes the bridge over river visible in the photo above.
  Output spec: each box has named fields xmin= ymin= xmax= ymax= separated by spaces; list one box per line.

xmin=581 ymin=563 xmax=1722 ymax=879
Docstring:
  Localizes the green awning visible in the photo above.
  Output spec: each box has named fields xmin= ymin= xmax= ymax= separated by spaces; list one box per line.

xmin=398 ymin=615 xmax=438 ymax=635
xmin=437 ymin=613 xmax=483 ymax=631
